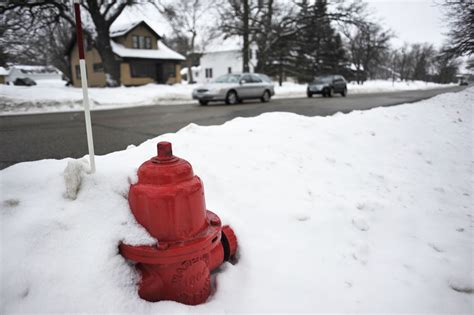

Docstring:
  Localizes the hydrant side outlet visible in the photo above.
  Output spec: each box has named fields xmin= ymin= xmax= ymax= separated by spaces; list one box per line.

xmin=120 ymin=142 xmax=238 ymax=305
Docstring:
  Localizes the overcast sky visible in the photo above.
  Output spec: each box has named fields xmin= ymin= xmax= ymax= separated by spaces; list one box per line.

xmin=366 ymin=0 xmax=448 ymax=49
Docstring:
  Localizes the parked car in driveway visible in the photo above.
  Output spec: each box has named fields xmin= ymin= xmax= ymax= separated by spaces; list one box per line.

xmin=192 ymin=73 xmax=275 ymax=105
xmin=14 ymin=77 xmax=37 ymax=86
xmin=307 ymin=75 xmax=347 ymax=97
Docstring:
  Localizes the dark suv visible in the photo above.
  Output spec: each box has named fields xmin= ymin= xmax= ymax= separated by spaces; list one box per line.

xmin=307 ymin=75 xmax=347 ymax=97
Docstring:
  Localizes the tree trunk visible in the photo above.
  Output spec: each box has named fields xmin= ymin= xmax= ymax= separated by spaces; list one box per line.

xmin=187 ymin=58 xmax=193 ymax=83
xmin=242 ymin=0 xmax=250 ymax=72
xmin=279 ymin=53 xmax=283 ymax=86
xmin=86 ymin=2 xmax=121 ymax=86
xmin=188 ymin=32 xmax=196 ymax=83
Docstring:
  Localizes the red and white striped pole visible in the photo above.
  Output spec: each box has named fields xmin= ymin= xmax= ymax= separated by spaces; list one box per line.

xmin=73 ymin=0 xmax=96 ymax=173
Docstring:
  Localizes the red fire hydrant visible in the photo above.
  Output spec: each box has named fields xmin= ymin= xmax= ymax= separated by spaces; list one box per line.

xmin=119 ymin=141 xmax=237 ymax=305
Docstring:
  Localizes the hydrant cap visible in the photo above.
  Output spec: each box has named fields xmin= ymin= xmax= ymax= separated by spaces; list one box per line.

xmin=156 ymin=141 xmax=174 ymax=161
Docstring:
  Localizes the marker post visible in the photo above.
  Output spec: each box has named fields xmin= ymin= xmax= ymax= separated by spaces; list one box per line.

xmin=73 ymin=0 xmax=96 ymax=173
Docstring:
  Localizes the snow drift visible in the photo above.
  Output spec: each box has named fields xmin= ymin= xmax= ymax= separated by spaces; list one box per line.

xmin=0 ymin=88 xmax=472 ymax=313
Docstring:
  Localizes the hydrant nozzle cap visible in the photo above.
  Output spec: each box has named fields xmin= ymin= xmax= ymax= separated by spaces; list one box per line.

xmin=156 ymin=141 xmax=174 ymax=161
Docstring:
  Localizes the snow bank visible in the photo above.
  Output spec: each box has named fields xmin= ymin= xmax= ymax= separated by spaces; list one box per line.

xmin=275 ymin=80 xmax=456 ymax=98
xmin=0 ymin=79 xmax=454 ymax=115
xmin=1 ymin=88 xmax=472 ymax=313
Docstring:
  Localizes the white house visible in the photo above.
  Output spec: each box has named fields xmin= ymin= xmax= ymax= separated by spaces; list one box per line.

xmin=7 ymin=65 xmax=62 ymax=83
xmin=198 ymin=36 xmax=258 ymax=83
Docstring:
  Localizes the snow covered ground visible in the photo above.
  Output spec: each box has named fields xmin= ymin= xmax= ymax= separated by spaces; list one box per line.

xmin=0 ymin=79 xmax=454 ymax=115
xmin=1 ymin=88 xmax=472 ymax=313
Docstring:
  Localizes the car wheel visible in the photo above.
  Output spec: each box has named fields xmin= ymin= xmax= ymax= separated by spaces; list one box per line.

xmin=261 ymin=90 xmax=271 ymax=102
xmin=341 ymin=88 xmax=347 ymax=97
xmin=199 ymin=100 xmax=208 ymax=106
xmin=328 ymin=88 xmax=333 ymax=97
xmin=225 ymin=90 xmax=238 ymax=105
xmin=307 ymin=91 xmax=313 ymax=98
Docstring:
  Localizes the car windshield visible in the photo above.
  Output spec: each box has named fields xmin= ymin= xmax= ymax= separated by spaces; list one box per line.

xmin=212 ymin=74 xmax=241 ymax=83
xmin=313 ymin=76 xmax=333 ymax=83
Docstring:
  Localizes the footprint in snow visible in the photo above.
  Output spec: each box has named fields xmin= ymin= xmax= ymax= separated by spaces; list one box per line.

xmin=351 ymin=242 xmax=369 ymax=265
xmin=352 ymin=217 xmax=370 ymax=231
xmin=1 ymin=198 xmax=20 ymax=216
xmin=296 ymin=215 xmax=311 ymax=222
xmin=428 ymin=243 xmax=444 ymax=253
xmin=449 ymin=279 xmax=474 ymax=294
xmin=433 ymin=187 xmax=445 ymax=193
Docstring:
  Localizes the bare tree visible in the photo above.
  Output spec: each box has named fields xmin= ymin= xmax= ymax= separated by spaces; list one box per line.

xmin=159 ymin=0 xmax=216 ymax=83
xmin=342 ymin=22 xmax=392 ymax=81
xmin=435 ymin=47 xmax=461 ymax=83
xmin=441 ymin=0 xmax=474 ymax=57
xmin=217 ymin=0 xmax=262 ymax=72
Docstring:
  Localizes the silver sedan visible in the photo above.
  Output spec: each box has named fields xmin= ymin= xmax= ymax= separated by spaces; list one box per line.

xmin=192 ymin=73 xmax=275 ymax=105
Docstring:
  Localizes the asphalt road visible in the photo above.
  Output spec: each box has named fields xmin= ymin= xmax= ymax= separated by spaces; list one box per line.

xmin=0 ymin=86 xmax=465 ymax=169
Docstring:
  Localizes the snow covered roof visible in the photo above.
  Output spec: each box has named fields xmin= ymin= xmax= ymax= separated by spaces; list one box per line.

xmin=180 ymin=66 xmax=201 ymax=75
xmin=110 ymin=20 xmax=162 ymax=38
xmin=0 ymin=66 xmax=8 ymax=75
xmin=10 ymin=65 xmax=61 ymax=74
xmin=111 ymin=41 xmax=185 ymax=61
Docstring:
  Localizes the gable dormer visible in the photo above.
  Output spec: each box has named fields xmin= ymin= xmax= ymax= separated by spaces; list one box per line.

xmin=110 ymin=21 xmax=162 ymax=50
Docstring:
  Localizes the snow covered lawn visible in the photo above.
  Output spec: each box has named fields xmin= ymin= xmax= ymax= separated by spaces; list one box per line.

xmin=1 ymin=88 xmax=472 ymax=313
xmin=0 ymin=79 xmax=454 ymax=115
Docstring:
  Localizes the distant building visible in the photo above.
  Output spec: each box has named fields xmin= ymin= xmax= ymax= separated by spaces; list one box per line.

xmin=68 ymin=20 xmax=185 ymax=87
xmin=0 ymin=67 xmax=8 ymax=84
xmin=198 ymin=36 xmax=258 ymax=83
xmin=6 ymin=65 xmax=62 ymax=84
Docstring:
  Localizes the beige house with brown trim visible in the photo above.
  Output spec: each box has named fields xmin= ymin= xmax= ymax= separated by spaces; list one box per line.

xmin=69 ymin=20 xmax=185 ymax=87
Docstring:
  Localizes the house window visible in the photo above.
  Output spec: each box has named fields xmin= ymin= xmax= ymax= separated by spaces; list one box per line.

xmin=130 ymin=61 xmax=153 ymax=78
xmin=75 ymin=65 xmax=81 ymax=80
xmin=75 ymin=65 xmax=87 ymax=80
xmin=132 ymin=35 xmax=139 ymax=48
xmin=249 ymin=48 xmax=253 ymax=60
xmin=132 ymin=35 xmax=153 ymax=49
xmin=205 ymin=68 xmax=213 ymax=78
xmin=93 ymin=63 xmax=103 ymax=72
xmin=145 ymin=36 xmax=152 ymax=49
xmin=163 ymin=63 xmax=176 ymax=80
xmin=228 ymin=67 xmax=232 ymax=74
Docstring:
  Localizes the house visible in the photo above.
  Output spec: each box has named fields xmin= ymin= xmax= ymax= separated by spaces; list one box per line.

xmin=198 ymin=36 xmax=258 ymax=83
xmin=6 ymin=65 xmax=62 ymax=84
xmin=0 ymin=67 xmax=8 ymax=84
xmin=69 ymin=20 xmax=185 ymax=87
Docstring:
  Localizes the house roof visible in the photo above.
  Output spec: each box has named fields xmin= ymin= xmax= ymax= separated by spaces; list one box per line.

xmin=110 ymin=41 xmax=185 ymax=61
xmin=0 ymin=66 xmax=8 ymax=75
xmin=110 ymin=20 xmax=162 ymax=39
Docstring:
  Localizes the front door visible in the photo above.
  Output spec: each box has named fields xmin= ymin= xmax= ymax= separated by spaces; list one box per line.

xmin=156 ymin=64 xmax=164 ymax=84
